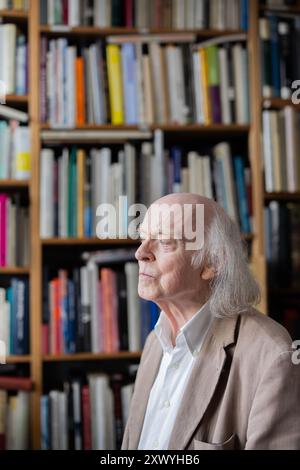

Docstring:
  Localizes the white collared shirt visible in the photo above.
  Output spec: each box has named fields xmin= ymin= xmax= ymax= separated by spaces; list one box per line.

xmin=138 ymin=302 xmax=213 ymax=450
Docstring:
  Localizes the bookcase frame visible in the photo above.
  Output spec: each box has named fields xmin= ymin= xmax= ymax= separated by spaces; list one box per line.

xmin=1 ymin=0 xmax=270 ymax=449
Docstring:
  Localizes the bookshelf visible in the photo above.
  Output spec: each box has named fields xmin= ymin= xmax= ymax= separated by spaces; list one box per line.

xmin=43 ymin=351 xmax=141 ymax=362
xmin=5 ymin=0 xmax=300 ymax=450
xmin=0 ymin=8 xmax=28 ymax=20
xmin=262 ymin=97 xmax=300 ymax=110
xmin=31 ymin=0 xmax=265 ymax=449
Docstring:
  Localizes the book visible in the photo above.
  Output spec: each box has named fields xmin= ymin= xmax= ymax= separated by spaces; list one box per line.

xmin=0 ymin=376 xmax=33 ymax=391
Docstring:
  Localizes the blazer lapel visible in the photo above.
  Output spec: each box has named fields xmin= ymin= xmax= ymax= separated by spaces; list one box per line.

xmin=167 ymin=315 xmax=239 ymax=450
xmin=128 ymin=337 xmax=163 ymax=449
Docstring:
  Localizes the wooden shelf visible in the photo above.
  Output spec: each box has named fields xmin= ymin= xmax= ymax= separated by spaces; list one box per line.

xmin=269 ymin=287 xmax=300 ymax=296
xmin=4 ymin=94 xmax=28 ymax=104
xmin=41 ymin=235 xmax=252 ymax=245
xmin=39 ymin=25 xmax=245 ymax=37
xmin=260 ymin=5 xmax=300 ymax=14
xmin=41 ymin=237 xmax=139 ymax=246
xmin=262 ymin=98 xmax=300 ymax=110
xmin=5 ymin=355 xmax=31 ymax=363
xmin=0 ymin=267 xmax=30 ymax=275
xmin=265 ymin=192 xmax=300 ymax=202
xmin=0 ymin=9 xmax=28 ymax=19
xmin=0 ymin=179 xmax=29 ymax=188
xmin=43 ymin=351 xmax=142 ymax=362
xmin=40 ymin=123 xmax=250 ymax=133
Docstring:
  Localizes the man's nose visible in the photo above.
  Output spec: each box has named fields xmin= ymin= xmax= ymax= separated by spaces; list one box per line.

xmin=135 ymin=239 xmax=155 ymax=262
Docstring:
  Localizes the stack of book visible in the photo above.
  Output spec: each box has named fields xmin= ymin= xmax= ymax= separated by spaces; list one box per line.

xmin=0 ymin=280 xmax=30 ymax=356
xmin=40 ymin=0 xmax=248 ymax=30
xmin=41 ymin=372 xmax=134 ymax=450
xmin=40 ymin=34 xmax=249 ymax=126
xmin=0 ymin=121 xmax=30 ymax=180
xmin=42 ymin=251 xmax=160 ymax=355
xmin=0 ymin=24 xmax=28 ymax=97
xmin=260 ymin=14 xmax=300 ymax=99
xmin=0 ymin=194 xmax=30 ymax=267
xmin=0 ymin=0 xmax=28 ymax=9
xmin=262 ymin=107 xmax=300 ymax=192
xmin=0 ymin=375 xmax=32 ymax=450
xmin=40 ymin=137 xmax=252 ymax=238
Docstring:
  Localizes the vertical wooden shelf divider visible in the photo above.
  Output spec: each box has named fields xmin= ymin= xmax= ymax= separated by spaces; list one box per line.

xmin=29 ymin=0 xmax=42 ymax=449
xmin=248 ymin=0 xmax=267 ymax=313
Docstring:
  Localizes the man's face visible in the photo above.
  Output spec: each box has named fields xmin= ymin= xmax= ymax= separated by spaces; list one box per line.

xmin=135 ymin=203 xmax=201 ymax=303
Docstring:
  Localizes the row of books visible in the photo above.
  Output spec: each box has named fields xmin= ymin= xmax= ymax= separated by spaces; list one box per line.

xmin=42 ymin=257 xmax=160 ymax=355
xmin=265 ymin=202 xmax=300 ymax=289
xmin=262 ymin=108 xmax=300 ymax=193
xmin=0 ymin=389 xmax=30 ymax=450
xmin=40 ymin=35 xmax=249 ymax=127
xmin=41 ymin=0 xmax=248 ymax=31
xmin=0 ymin=0 xmax=28 ymax=10
xmin=0 ymin=25 xmax=28 ymax=97
xmin=260 ymin=16 xmax=300 ymax=99
xmin=41 ymin=373 xmax=134 ymax=450
xmin=40 ymin=137 xmax=252 ymax=240
xmin=0 ymin=193 xmax=30 ymax=267
xmin=0 ymin=280 xmax=29 ymax=355
xmin=0 ymin=122 xmax=31 ymax=180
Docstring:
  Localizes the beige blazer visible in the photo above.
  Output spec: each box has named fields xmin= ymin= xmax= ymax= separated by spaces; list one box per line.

xmin=122 ymin=308 xmax=300 ymax=450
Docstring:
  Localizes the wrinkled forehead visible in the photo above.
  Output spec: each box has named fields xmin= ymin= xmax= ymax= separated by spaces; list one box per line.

xmin=139 ymin=202 xmax=204 ymax=239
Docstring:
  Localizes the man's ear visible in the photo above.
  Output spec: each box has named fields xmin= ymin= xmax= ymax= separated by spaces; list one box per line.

xmin=200 ymin=265 xmax=216 ymax=281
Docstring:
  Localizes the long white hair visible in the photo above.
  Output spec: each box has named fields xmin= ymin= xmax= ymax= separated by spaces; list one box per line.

xmin=191 ymin=208 xmax=261 ymax=318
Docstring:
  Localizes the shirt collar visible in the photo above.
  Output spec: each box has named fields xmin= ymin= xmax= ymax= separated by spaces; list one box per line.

xmin=154 ymin=301 xmax=213 ymax=356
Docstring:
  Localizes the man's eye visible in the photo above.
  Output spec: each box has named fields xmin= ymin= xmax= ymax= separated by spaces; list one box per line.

xmin=159 ymin=240 xmax=171 ymax=245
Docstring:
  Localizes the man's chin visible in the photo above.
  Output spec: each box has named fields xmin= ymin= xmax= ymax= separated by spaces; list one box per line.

xmin=138 ymin=288 xmax=158 ymax=302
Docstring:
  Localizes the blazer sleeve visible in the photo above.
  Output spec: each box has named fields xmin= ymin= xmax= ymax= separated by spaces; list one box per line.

xmin=245 ymin=350 xmax=300 ymax=449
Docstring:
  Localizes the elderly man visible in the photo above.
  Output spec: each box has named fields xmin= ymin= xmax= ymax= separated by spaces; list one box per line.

xmin=122 ymin=193 xmax=300 ymax=450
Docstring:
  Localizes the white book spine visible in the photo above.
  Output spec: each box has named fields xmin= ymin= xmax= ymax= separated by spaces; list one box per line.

xmin=40 ymin=149 xmax=54 ymax=238
xmin=262 ymin=110 xmax=274 ymax=192
xmin=1 ymin=25 xmax=17 ymax=95
xmin=188 ymin=151 xmax=198 ymax=193
xmin=203 ymin=155 xmax=213 ymax=198
xmin=165 ymin=46 xmax=177 ymax=123
xmin=192 ymin=50 xmax=204 ymax=124
xmin=284 ymin=107 xmax=298 ymax=192
xmin=58 ymin=148 xmax=69 ymax=237
xmin=185 ymin=0 xmax=195 ymax=29
xmin=68 ymin=0 xmax=80 ymax=26
xmin=219 ymin=47 xmax=232 ymax=124
xmin=125 ymin=262 xmax=140 ymax=351
xmin=66 ymin=46 xmax=76 ymax=128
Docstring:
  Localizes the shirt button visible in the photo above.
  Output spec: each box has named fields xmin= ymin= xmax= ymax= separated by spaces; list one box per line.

xmin=193 ymin=350 xmax=199 ymax=357
xmin=163 ymin=400 xmax=170 ymax=408
xmin=172 ymin=362 xmax=180 ymax=369
xmin=153 ymin=439 xmax=159 ymax=448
